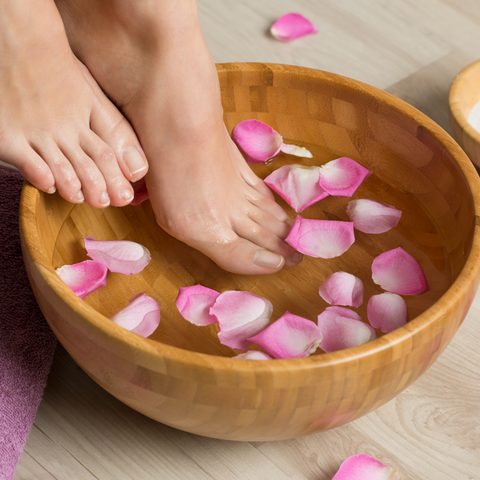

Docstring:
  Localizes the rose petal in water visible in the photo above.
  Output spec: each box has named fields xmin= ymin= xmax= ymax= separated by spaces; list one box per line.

xmin=319 ymin=271 xmax=364 ymax=308
xmin=175 ymin=284 xmax=220 ymax=326
xmin=346 ymin=199 xmax=402 ymax=234
xmin=56 ymin=260 xmax=107 ymax=299
xmin=367 ymin=293 xmax=408 ymax=333
xmin=319 ymin=157 xmax=371 ymax=197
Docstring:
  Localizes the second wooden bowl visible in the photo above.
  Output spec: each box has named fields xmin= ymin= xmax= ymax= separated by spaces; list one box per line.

xmin=20 ymin=63 xmax=480 ymax=441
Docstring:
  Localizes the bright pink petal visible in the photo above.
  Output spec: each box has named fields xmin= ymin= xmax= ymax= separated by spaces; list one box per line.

xmin=264 ymin=165 xmax=328 ymax=212
xmin=130 ymin=178 xmax=149 ymax=206
xmin=232 ymin=119 xmax=283 ymax=164
xmin=319 ymin=157 xmax=371 ymax=197
xmin=319 ymin=271 xmax=364 ymax=307
xmin=270 ymin=13 xmax=318 ymax=41
xmin=175 ymin=285 xmax=220 ymax=326
xmin=232 ymin=351 xmax=273 ymax=360
xmin=210 ymin=291 xmax=273 ymax=350
xmin=333 ymin=454 xmax=403 ymax=480
xmin=111 ymin=293 xmax=160 ymax=337
xmin=285 ymin=216 xmax=355 ymax=258
xmin=346 ymin=199 xmax=402 ymax=234
xmin=56 ymin=260 xmax=107 ymax=299
xmin=368 ymin=293 xmax=408 ymax=333
xmin=317 ymin=307 xmax=376 ymax=353
xmin=84 ymin=236 xmax=151 ymax=275
xmin=248 ymin=312 xmax=322 ymax=359
xmin=279 ymin=143 xmax=313 ymax=158
xmin=372 ymin=247 xmax=429 ymax=295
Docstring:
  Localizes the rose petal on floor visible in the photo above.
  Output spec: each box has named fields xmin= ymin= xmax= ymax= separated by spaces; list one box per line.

xmin=84 ymin=236 xmax=151 ymax=275
xmin=130 ymin=178 xmax=149 ymax=205
xmin=232 ymin=351 xmax=273 ymax=360
xmin=372 ymin=247 xmax=429 ymax=295
xmin=270 ymin=13 xmax=318 ymax=41
xmin=248 ymin=311 xmax=322 ymax=359
xmin=318 ymin=271 xmax=364 ymax=307
xmin=111 ymin=293 xmax=160 ymax=337
xmin=210 ymin=291 xmax=273 ymax=350
xmin=346 ymin=199 xmax=402 ymax=234
xmin=264 ymin=164 xmax=328 ymax=212
xmin=317 ymin=306 xmax=376 ymax=353
xmin=56 ymin=260 xmax=108 ymax=299
xmin=367 ymin=293 xmax=408 ymax=333
xmin=285 ymin=216 xmax=355 ymax=258
xmin=319 ymin=157 xmax=371 ymax=197
xmin=175 ymin=284 xmax=220 ymax=326
xmin=232 ymin=119 xmax=283 ymax=164
xmin=332 ymin=454 xmax=403 ymax=480
xmin=279 ymin=143 xmax=313 ymax=158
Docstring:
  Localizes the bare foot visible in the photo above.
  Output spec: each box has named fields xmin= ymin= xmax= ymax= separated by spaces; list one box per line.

xmin=0 ymin=0 xmax=148 ymax=208
xmin=57 ymin=0 xmax=302 ymax=274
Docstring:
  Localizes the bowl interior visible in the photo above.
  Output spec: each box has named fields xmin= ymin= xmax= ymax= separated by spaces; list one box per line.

xmin=36 ymin=64 xmax=475 ymax=357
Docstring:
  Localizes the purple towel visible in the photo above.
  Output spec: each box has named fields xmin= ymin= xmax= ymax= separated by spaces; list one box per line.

xmin=0 ymin=167 xmax=57 ymax=480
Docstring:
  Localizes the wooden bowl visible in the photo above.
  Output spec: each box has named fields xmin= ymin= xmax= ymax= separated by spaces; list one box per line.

xmin=449 ymin=58 xmax=480 ymax=168
xmin=20 ymin=63 xmax=480 ymax=441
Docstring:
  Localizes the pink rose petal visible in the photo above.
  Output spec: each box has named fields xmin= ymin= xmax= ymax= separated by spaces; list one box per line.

xmin=111 ymin=293 xmax=160 ymax=337
xmin=210 ymin=291 xmax=273 ymax=350
xmin=175 ymin=284 xmax=220 ymax=326
xmin=264 ymin=165 xmax=328 ymax=212
xmin=367 ymin=293 xmax=408 ymax=333
xmin=372 ymin=247 xmax=429 ymax=295
xmin=248 ymin=312 xmax=322 ymax=359
xmin=279 ymin=143 xmax=313 ymax=158
xmin=285 ymin=215 xmax=355 ymax=258
xmin=270 ymin=13 xmax=318 ymax=41
xmin=346 ymin=199 xmax=402 ymax=234
xmin=332 ymin=454 xmax=403 ymax=480
xmin=56 ymin=260 xmax=107 ymax=299
xmin=84 ymin=236 xmax=151 ymax=275
xmin=319 ymin=157 xmax=371 ymax=197
xmin=130 ymin=178 xmax=149 ymax=206
xmin=319 ymin=271 xmax=364 ymax=307
xmin=317 ymin=306 xmax=376 ymax=353
xmin=232 ymin=351 xmax=273 ymax=360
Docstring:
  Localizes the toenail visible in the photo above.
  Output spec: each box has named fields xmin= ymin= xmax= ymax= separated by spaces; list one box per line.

xmin=99 ymin=191 xmax=110 ymax=207
xmin=121 ymin=189 xmax=134 ymax=202
xmin=253 ymin=250 xmax=284 ymax=269
xmin=123 ymin=146 xmax=147 ymax=176
xmin=47 ymin=186 xmax=56 ymax=194
xmin=73 ymin=191 xmax=85 ymax=203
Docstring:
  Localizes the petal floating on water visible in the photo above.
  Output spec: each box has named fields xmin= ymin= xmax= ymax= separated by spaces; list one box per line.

xmin=264 ymin=164 xmax=327 ymax=212
xmin=319 ymin=157 xmax=371 ymax=197
xmin=232 ymin=351 xmax=273 ymax=360
xmin=332 ymin=454 xmax=403 ymax=480
xmin=56 ymin=260 xmax=107 ymax=299
xmin=367 ymin=293 xmax=408 ymax=333
xmin=346 ymin=199 xmax=402 ymax=234
xmin=285 ymin=216 xmax=355 ymax=258
xmin=270 ymin=13 xmax=318 ymax=41
xmin=84 ymin=236 xmax=151 ymax=275
xmin=372 ymin=247 xmax=429 ymax=295
xmin=318 ymin=271 xmax=364 ymax=307
xmin=175 ymin=284 xmax=220 ymax=326
xmin=279 ymin=143 xmax=313 ymax=158
xmin=248 ymin=311 xmax=322 ymax=359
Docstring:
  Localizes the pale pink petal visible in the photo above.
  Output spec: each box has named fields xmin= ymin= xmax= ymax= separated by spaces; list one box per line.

xmin=270 ymin=13 xmax=318 ymax=41
xmin=56 ymin=260 xmax=107 ymax=299
xmin=111 ymin=293 xmax=160 ymax=337
xmin=319 ymin=157 xmax=371 ymax=197
xmin=319 ymin=271 xmax=364 ymax=307
xmin=130 ymin=178 xmax=149 ymax=206
xmin=84 ymin=236 xmax=151 ymax=275
xmin=372 ymin=247 xmax=429 ymax=295
xmin=317 ymin=307 xmax=376 ymax=353
xmin=285 ymin=216 xmax=355 ymax=258
xmin=279 ymin=143 xmax=313 ymax=158
xmin=264 ymin=165 xmax=328 ymax=212
xmin=210 ymin=291 xmax=273 ymax=350
xmin=346 ymin=199 xmax=402 ymax=234
xmin=232 ymin=119 xmax=283 ymax=164
xmin=367 ymin=293 xmax=408 ymax=333
xmin=248 ymin=312 xmax=322 ymax=359
xmin=232 ymin=351 xmax=273 ymax=360
xmin=333 ymin=454 xmax=403 ymax=480
xmin=175 ymin=285 xmax=220 ymax=326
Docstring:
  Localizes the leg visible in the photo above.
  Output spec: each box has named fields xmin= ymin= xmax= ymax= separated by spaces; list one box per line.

xmin=0 ymin=0 xmax=148 ymax=207
xmin=56 ymin=0 xmax=302 ymax=274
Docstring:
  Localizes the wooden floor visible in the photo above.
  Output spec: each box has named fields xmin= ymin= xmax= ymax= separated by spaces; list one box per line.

xmin=14 ymin=0 xmax=480 ymax=479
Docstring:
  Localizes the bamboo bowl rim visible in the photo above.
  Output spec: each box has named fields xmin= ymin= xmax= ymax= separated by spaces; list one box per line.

xmin=21 ymin=63 xmax=480 ymax=375
xmin=449 ymin=58 xmax=480 ymax=150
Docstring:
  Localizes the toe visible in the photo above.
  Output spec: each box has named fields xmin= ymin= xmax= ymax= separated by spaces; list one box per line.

xmin=245 ymin=184 xmax=292 ymax=224
xmin=247 ymin=205 xmax=292 ymax=240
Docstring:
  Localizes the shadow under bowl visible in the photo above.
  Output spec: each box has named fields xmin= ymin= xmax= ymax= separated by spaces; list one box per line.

xmin=20 ymin=63 xmax=480 ymax=441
